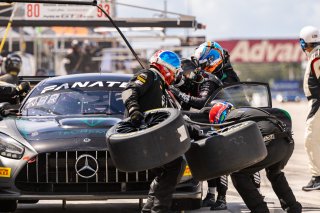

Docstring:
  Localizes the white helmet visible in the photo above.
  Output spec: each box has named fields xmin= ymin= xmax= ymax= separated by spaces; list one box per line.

xmin=299 ymin=26 xmax=320 ymax=51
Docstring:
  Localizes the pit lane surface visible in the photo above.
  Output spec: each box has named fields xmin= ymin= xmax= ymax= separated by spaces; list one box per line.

xmin=15 ymin=102 xmax=320 ymax=213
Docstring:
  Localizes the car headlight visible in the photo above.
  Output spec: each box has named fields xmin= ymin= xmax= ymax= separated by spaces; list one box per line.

xmin=0 ymin=133 xmax=24 ymax=159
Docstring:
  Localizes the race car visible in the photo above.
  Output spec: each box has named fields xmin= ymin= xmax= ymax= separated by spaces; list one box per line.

xmin=0 ymin=73 xmax=202 ymax=212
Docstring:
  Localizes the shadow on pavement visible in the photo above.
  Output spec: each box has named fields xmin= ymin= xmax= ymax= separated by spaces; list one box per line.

xmin=15 ymin=200 xmax=320 ymax=213
xmin=300 ymin=206 xmax=320 ymax=212
xmin=17 ymin=202 xmax=141 ymax=213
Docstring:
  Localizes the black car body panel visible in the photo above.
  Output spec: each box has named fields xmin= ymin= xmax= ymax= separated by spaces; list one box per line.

xmin=15 ymin=116 xmax=122 ymax=152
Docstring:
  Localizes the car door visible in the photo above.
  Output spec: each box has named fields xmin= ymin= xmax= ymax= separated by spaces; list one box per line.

xmin=204 ymin=82 xmax=272 ymax=108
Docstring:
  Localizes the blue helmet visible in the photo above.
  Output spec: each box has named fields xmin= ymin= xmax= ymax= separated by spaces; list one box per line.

xmin=193 ymin=41 xmax=224 ymax=74
xmin=149 ymin=50 xmax=182 ymax=85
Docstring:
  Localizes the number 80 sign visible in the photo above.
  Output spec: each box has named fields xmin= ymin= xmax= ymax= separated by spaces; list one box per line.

xmin=24 ymin=1 xmax=112 ymax=20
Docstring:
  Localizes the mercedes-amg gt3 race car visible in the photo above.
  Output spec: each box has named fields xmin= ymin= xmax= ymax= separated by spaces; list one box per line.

xmin=0 ymin=73 xmax=202 ymax=212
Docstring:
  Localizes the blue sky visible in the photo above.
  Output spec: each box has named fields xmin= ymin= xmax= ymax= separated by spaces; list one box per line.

xmin=116 ymin=0 xmax=320 ymax=40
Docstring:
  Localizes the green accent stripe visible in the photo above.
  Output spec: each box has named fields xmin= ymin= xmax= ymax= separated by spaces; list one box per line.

xmin=278 ymin=108 xmax=291 ymax=121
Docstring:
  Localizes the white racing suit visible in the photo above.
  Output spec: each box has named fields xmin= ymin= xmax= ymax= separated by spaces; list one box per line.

xmin=303 ymin=45 xmax=320 ymax=177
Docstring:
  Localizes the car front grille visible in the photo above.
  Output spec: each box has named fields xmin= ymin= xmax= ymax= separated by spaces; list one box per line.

xmin=15 ymin=151 xmax=153 ymax=193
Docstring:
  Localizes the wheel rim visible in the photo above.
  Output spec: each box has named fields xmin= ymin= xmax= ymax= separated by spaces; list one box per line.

xmin=115 ymin=111 xmax=170 ymax=133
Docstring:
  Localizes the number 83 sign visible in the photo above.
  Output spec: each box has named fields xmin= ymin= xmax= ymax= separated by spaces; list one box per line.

xmin=24 ymin=1 xmax=112 ymax=20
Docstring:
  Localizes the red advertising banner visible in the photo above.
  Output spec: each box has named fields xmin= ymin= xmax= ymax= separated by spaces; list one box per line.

xmin=216 ymin=39 xmax=307 ymax=63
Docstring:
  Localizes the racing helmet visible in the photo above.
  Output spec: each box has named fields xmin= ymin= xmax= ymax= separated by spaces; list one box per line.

xmin=209 ymin=101 xmax=234 ymax=124
xmin=4 ymin=53 xmax=22 ymax=75
xmin=83 ymin=39 xmax=94 ymax=52
xmin=299 ymin=26 xmax=320 ymax=52
xmin=149 ymin=50 xmax=182 ymax=85
xmin=193 ymin=41 xmax=224 ymax=74
xmin=71 ymin=39 xmax=81 ymax=52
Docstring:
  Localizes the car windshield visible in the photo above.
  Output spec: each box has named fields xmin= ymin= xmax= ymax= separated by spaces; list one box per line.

xmin=21 ymin=90 xmax=124 ymax=116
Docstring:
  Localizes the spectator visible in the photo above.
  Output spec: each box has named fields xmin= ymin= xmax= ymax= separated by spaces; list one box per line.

xmin=299 ymin=25 xmax=320 ymax=191
xmin=64 ymin=40 xmax=83 ymax=74
xmin=82 ymin=40 xmax=102 ymax=73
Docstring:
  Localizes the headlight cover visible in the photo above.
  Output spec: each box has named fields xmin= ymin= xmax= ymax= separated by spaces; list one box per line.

xmin=0 ymin=133 xmax=24 ymax=159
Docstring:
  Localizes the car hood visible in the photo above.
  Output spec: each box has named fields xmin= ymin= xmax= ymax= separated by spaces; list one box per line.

xmin=14 ymin=115 xmax=123 ymax=152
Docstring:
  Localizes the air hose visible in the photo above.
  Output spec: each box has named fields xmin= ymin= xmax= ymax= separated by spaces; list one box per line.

xmin=184 ymin=115 xmax=283 ymax=128
xmin=0 ymin=3 xmax=17 ymax=54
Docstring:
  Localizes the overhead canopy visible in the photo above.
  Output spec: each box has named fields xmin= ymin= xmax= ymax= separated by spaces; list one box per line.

xmin=0 ymin=1 xmax=205 ymax=29
xmin=0 ymin=18 xmax=204 ymax=29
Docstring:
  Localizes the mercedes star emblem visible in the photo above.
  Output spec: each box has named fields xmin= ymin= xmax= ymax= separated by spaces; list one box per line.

xmin=75 ymin=154 xmax=99 ymax=178
xmin=83 ymin=138 xmax=91 ymax=143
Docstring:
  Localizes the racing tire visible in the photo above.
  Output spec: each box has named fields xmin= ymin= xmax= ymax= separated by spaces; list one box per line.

xmin=106 ymin=108 xmax=191 ymax=172
xmin=185 ymin=121 xmax=267 ymax=181
xmin=0 ymin=200 xmax=17 ymax=212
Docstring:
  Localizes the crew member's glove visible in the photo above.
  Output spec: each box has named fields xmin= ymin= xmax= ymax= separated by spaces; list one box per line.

xmin=169 ymin=85 xmax=190 ymax=103
xmin=129 ymin=110 xmax=144 ymax=127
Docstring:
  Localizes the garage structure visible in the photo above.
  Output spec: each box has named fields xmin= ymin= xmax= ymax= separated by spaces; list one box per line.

xmin=0 ymin=0 xmax=206 ymax=75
